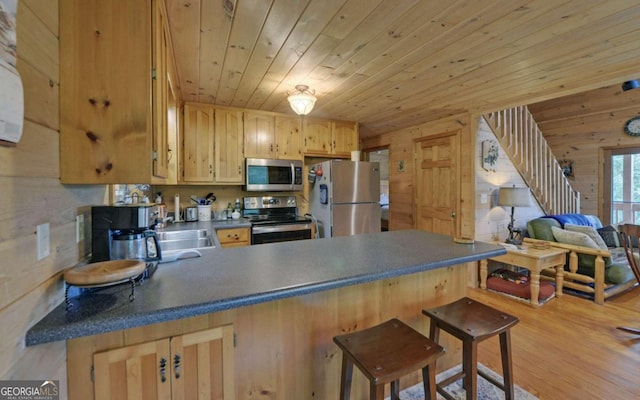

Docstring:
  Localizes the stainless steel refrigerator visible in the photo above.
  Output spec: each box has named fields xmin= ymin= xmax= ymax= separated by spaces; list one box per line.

xmin=309 ymin=160 xmax=381 ymax=238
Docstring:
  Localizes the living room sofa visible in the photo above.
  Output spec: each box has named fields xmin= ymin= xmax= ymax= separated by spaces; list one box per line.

xmin=525 ymin=213 xmax=636 ymax=304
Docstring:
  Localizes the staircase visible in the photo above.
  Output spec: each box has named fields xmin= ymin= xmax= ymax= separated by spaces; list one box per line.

xmin=484 ymin=106 xmax=580 ymax=215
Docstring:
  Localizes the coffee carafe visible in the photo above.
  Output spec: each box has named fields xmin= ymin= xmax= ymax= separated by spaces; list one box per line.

xmin=110 ymin=229 xmax=161 ymax=262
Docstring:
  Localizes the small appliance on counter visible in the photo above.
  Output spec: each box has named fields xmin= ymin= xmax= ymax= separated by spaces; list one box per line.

xmin=185 ymin=206 xmax=199 ymax=222
xmin=91 ymin=205 xmax=161 ymax=279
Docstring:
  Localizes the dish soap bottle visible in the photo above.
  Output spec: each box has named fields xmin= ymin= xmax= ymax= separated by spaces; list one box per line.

xmin=235 ymin=198 xmax=241 ymax=212
xmin=227 ymin=202 xmax=233 ymax=217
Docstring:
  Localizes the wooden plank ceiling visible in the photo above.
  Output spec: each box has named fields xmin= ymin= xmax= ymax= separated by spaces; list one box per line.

xmin=165 ymin=0 xmax=640 ymax=139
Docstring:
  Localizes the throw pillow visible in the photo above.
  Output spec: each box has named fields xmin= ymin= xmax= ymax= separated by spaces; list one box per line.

xmin=597 ymin=225 xmax=621 ymax=248
xmin=564 ymin=223 xmax=608 ymax=250
xmin=551 ymin=226 xmax=600 ymax=249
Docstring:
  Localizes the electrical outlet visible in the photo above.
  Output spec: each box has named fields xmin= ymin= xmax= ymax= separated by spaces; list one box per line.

xmin=480 ymin=193 xmax=488 ymax=204
xmin=37 ymin=223 xmax=50 ymax=260
xmin=76 ymin=214 xmax=84 ymax=243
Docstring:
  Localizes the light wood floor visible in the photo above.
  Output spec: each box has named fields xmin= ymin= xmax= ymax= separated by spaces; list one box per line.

xmin=466 ymin=286 xmax=640 ymax=399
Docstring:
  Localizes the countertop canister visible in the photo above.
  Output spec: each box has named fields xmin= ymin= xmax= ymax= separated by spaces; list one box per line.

xmin=197 ymin=205 xmax=211 ymax=221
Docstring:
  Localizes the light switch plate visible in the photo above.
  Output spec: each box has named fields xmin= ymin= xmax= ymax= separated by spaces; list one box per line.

xmin=37 ymin=223 xmax=50 ymax=260
xmin=480 ymin=193 xmax=488 ymax=204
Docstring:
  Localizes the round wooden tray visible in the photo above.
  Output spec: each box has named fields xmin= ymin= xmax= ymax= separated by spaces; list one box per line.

xmin=64 ymin=260 xmax=146 ymax=287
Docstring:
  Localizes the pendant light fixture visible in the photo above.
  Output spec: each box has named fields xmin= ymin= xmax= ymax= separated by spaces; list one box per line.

xmin=287 ymin=85 xmax=317 ymax=115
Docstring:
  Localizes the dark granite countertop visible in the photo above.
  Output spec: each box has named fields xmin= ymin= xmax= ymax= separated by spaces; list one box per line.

xmin=26 ymin=230 xmax=505 ymax=346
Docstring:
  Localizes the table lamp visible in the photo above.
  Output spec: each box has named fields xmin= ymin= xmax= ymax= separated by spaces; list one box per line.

xmin=498 ymin=186 xmax=532 ymax=244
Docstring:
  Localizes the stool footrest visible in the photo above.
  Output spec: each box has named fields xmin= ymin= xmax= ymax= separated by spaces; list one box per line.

xmin=437 ymin=370 xmax=465 ymax=388
xmin=478 ymin=368 xmax=505 ymax=391
xmin=436 ymin=386 xmax=458 ymax=400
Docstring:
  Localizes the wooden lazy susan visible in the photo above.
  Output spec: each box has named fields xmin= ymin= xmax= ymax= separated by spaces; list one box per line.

xmin=63 ymin=260 xmax=146 ymax=310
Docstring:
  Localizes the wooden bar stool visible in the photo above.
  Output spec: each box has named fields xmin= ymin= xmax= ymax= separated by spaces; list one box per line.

xmin=422 ymin=297 xmax=519 ymax=400
xmin=333 ymin=318 xmax=445 ymax=400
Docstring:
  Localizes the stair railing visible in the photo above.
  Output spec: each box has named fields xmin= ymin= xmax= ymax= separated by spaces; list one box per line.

xmin=484 ymin=106 xmax=580 ymax=215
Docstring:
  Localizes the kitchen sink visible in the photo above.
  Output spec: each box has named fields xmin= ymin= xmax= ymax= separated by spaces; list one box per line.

xmin=157 ymin=229 xmax=214 ymax=251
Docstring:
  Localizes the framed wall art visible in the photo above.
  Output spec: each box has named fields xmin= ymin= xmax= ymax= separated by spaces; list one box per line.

xmin=482 ymin=140 xmax=499 ymax=172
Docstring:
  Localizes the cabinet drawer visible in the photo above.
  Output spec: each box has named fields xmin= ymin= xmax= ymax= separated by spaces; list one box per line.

xmin=217 ymin=227 xmax=250 ymax=247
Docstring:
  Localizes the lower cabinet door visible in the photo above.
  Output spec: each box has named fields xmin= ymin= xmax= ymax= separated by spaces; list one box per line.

xmin=92 ymin=325 xmax=235 ymax=400
xmin=93 ymin=339 xmax=172 ymax=400
xmin=170 ymin=325 xmax=235 ymax=400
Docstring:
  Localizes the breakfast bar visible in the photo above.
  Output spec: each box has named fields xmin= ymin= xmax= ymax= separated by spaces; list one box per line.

xmin=27 ymin=230 xmax=505 ymax=399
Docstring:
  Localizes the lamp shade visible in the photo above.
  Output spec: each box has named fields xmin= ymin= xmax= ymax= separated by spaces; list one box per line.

xmin=498 ymin=187 xmax=532 ymax=207
xmin=287 ymin=85 xmax=316 ymax=115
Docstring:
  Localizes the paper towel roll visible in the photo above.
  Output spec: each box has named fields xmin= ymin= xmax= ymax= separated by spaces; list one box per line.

xmin=351 ymin=150 xmax=361 ymax=161
xmin=174 ymin=194 xmax=182 ymax=222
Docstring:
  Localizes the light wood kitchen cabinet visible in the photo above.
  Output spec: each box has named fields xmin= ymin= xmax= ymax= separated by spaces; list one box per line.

xmin=302 ymin=118 xmax=332 ymax=156
xmin=244 ymin=112 xmax=303 ymax=160
xmin=331 ymin=120 xmax=359 ymax=158
xmin=214 ymin=109 xmax=244 ymax=183
xmin=244 ymin=111 xmax=276 ymax=159
xmin=216 ymin=227 xmax=250 ymax=248
xmin=93 ymin=325 xmax=235 ymax=400
xmin=181 ymin=105 xmax=244 ymax=184
xmin=182 ymin=104 xmax=214 ymax=182
xmin=275 ymin=116 xmax=303 ymax=160
xmin=60 ymin=0 xmax=176 ymax=184
xmin=303 ymin=118 xmax=358 ymax=157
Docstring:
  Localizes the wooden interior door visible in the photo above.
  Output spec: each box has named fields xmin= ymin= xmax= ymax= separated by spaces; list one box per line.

xmin=414 ymin=131 xmax=459 ymax=236
xmin=93 ymin=339 xmax=171 ymax=400
xmin=170 ymin=325 xmax=235 ymax=400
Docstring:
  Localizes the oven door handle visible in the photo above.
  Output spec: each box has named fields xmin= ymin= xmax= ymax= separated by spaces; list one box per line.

xmin=252 ymin=223 xmax=312 ymax=234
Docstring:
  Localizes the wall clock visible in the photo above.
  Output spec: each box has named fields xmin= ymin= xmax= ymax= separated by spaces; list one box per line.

xmin=624 ymin=116 xmax=640 ymax=136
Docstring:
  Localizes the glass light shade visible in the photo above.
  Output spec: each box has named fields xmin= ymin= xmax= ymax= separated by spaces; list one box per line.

xmin=498 ymin=187 xmax=532 ymax=207
xmin=287 ymin=85 xmax=317 ymax=115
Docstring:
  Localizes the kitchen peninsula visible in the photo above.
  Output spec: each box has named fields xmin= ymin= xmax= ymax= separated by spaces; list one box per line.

xmin=27 ymin=230 xmax=505 ymax=399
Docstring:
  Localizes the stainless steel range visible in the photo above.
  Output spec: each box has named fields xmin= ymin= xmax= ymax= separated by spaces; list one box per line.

xmin=243 ymin=196 xmax=313 ymax=244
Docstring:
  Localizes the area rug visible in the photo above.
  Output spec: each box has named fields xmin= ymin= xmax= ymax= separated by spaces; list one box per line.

xmin=394 ymin=363 xmax=538 ymax=400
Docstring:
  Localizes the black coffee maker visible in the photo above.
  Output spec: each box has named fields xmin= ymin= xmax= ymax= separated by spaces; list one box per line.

xmin=91 ymin=205 xmax=161 ymax=265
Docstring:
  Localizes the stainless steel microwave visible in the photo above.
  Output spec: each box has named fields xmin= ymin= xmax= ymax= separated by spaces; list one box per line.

xmin=245 ymin=158 xmax=303 ymax=191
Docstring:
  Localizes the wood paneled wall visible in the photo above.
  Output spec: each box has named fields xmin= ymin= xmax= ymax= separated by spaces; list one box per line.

xmin=362 ymin=113 xmax=474 ymax=236
xmin=0 ymin=1 xmax=106 ymax=394
xmin=362 ymin=113 xmax=478 ymax=285
xmin=528 ymin=85 xmax=640 ymax=217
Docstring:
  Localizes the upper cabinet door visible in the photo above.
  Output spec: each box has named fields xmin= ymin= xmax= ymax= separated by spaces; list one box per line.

xmin=215 ymin=109 xmax=244 ymax=183
xmin=243 ymin=111 xmax=276 ymax=159
xmin=182 ymin=104 xmax=214 ymax=182
xmin=332 ymin=121 xmax=359 ymax=158
xmin=152 ymin=0 xmax=169 ymax=179
xmin=275 ymin=116 xmax=303 ymax=160
xmin=60 ymin=0 xmax=175 ymax=184
xmin=303 ymin=118 xmax=332 ymax=156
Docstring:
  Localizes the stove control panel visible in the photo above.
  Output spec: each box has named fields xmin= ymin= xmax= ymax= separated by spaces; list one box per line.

xmin=244 ymin=196 xmax=297 ymax=210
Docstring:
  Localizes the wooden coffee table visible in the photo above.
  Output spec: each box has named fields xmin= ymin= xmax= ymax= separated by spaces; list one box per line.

xmin=479 ymin=243 xmax=569 ymax=306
